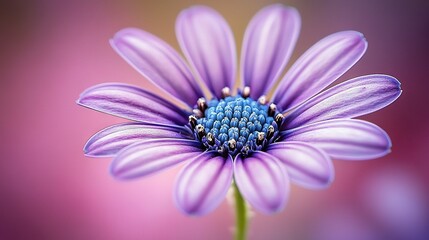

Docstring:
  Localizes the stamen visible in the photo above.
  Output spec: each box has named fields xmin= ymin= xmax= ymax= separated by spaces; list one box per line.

xmin=197 ymin=98 xmax=207 ymax=113
xmin=267 ymin=125 xmax=275 ymax=140
xmin=275 ymin=113 xmax=284 ymax=126
xmin=258 ymin=95 xmax=267 ymax=105
xmin=206 ymin=132 xmax=215 ymax=145
xmin=228 ymin=139 xmax=236 ymax=150
xmin=242 ymin=86 xmax=250 ymax=98
xmin=189 ymin=115 xmax=197 ymax=129
xmin=256 ymin=132 xmax=265 ymax=145
xmin=242 ymin=145 xmax=250 ymax=155
xmin=193 ymin=109 xmax=204 ymax=118
xmin=196 ymin=124 xmax=205 ymax=139
xmin=221 ymin=87 xmax=231 ymax=98
xmin=268 ymin=103 xmax=277 ymax=117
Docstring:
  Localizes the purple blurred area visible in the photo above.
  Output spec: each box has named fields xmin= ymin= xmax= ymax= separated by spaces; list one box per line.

xmin=1 ymin=0 xmax=428 ymax=239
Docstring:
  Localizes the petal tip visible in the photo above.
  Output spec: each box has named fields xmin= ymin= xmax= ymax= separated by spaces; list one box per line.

xmin=389 ymin=75 xmax=403 ymax=96
xmin=318 ymin=168 xmax=335 ymax=189
xmin=355 ymin=31 xmax=368 ymax=47
xmin=378 ymin=125 xmax=392 ymax=156
xmin=111 ymin=27 xmax=140 ymax=40
xmin=377 ymin=74 xmax=402 ymax=89
xmin=173 ymin=188 xmax=216 ymax=217
xmin=175 ymin=201 xmax=211 ymax=216
xmin=256 ymin=4 xmax=301 ymax=27
xmin=301 ymin=163 xmax=335 ymax=190
xmin=83 ymin=143 xmax=108 ymax=158
xmin=257 ymin=197 xmax=287 ymax=215
xmin=109 ymin=153 xmax=135 ymax=180
xmin=265 ymin=4 xmax=301 ymax=26
xmin=75 ymin=98 xmax=85 ymax=108
xmin=76 ymin=87 xmax=92 ymax=106
xmin=177 ymin=5 xmax=217 ymax=18
xmin=83 ymin=144 xmax=90 ymax=155
xmin=349 ymin=31 xmax=368 ymax=50
xmin=267 ymin=3 xmax=300 ymax=14
xmin=110 ymin=28 xmax=137 ymax=50
xmin=109 ymin=161 xmax=129 ymax=180
xmin=75 ymin=96 xmax=90 ymax=109
xmin=336 ymin=30 xmax=368 ymax=49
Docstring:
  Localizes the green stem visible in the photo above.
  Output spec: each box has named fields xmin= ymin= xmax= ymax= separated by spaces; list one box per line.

xmin=233 ymin=181 xmax=248 ymax=240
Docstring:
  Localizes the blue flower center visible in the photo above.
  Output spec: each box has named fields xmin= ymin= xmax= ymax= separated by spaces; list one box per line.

xmin=188 ymin=88 xmax=283 ymax=157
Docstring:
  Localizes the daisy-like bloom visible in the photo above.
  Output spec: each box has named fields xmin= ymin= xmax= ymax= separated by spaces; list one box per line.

xmin=78 ymin=4 xmax=401 ymax=215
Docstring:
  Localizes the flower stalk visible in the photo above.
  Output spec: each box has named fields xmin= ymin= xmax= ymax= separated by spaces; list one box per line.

xmin=234 ymin=181 xmax=248 ymax=240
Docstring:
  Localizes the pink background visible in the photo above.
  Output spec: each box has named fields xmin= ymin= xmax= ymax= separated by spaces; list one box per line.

xmin=1 ymin=0 xmax=428 ymax=239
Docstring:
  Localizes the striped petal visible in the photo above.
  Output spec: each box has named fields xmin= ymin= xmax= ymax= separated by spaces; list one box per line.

xmin=284 ymin=75 xmax=402 ymax=129
xmin=176 ymin=6 xmax=236 ymax=99
xmin=175 ymin=152 xmax=233 ymax=215
xmin=110 ymin=139 xmax=202 ymax=179
xmin=241 ymin=4 xmax=300 ymax=98
xmin=234 ymin=152 xmax=289 ymax=214
xmin=267 ymin=141 xmax=334 ymax=189
xmin=272 ymin=31 xmax=367 ymax=111
xmin=84 ymin=123 xmax=193 ymax=157
xmin=111 ymin=28 xmax=204 ymax=107
xmin=77 ymin=83 xmax=189 ymax=125
xmin=282 ymin=119 xmax=391 ymax=160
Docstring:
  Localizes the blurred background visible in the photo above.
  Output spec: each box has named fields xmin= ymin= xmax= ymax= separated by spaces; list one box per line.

xmin=1 ymin=0 xmax=428 ymax=239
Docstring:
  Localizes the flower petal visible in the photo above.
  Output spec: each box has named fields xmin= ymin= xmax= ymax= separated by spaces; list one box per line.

xmin=284 ymin=75 xmax=402 ymax=129
xmin=282 ymin=119 xmax=391 ymax=160
xmin=234 ymin=152 xmax=289 ymax=214
xmin=176 ymin=6 xmax=236 ymax=99
xmin=110 ymin=139 xmax=202 ymax=179
xmin=241 ymin=4 xmax=300 ymax=98
xmin=272 ymin=31 xmax=367 ymax=111
xmin=84 ymin=123 xmax=193 ymax=157
xmin=267 ymin=141 xmax=334 ymax=189
xmin=77 ymin=83 xmax=189 ymax=125
xmin=174 ymin=152 xmax=233 ymax=216
xmin=111 ymin=28 xmax=204 ymax=107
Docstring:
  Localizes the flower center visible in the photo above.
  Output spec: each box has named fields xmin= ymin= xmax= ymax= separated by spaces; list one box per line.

xmin=188 ymin=87 xmax=284 ymax=157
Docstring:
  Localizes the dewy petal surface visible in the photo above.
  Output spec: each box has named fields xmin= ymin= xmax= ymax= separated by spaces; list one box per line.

xmin=267 ymin=141 xmax=334 ymax=189
xmin=234 ymin=152 xmax=289 ymax=214
xmin=110 ymin=139 xmax=203 ymax=179
xmin=111 ymin=28 xmax=204 ymax=107
xmin=175 ymin=152 xmax=233 ymax=216
xmin=77 ymin=83 xmax=189 ymax=125
xmin=176 ymin=6 xmax=236 ymax=99
xmin=282 ymin=119 xmax=391 ymax=160
xmin=241 ymin=4 xmax=300 ymax=98
xmin=84 ymin=123 xmax=193 ymax=157
xmin=272 ymin=31 xmax=367 ymax=111
xmin=284 ymin=75 xmax=402 ymax=129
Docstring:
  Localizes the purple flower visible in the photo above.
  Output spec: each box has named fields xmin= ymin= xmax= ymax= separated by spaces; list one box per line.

xmin=77 ymin=4 xmax=401 ymax=215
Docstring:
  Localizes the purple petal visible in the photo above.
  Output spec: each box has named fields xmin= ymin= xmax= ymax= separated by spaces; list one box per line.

xmin=176 ymin=6 xmax=236 ymax=99
xmin=174 ymin=152 xmax=233 ymax=215
xmin=272 ymin=31 xmax=367 ymax=111
xmin=284 ymin=75 xmax=402 ymax=129
xmin=282 ymin=119 xmax=391 ymax=160
xmin=111 ymin=28 xmax=204 ymax=107
xmin=234 ymin=152 xmax=289 ymax=214
xmin=77 ymin=83 xmax=189 ymax=125
xmin=84 ymin=123 xmax=193 ymax=157
xmin=110 ymin=139 xmax=202 ymax=179
xmin=241 ymin=4 xmax=300 ymax=98
xmin=267 ymin=141 xmax=334 ymax=189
